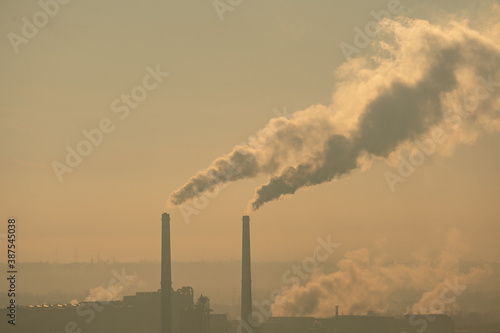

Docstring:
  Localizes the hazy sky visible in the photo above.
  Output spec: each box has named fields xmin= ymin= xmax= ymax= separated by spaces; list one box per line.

xmin=1 ymin=0 xmax=499 ymax=264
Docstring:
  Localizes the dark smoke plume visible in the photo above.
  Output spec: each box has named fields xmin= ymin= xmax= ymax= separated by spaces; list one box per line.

xmin=170 ymin=15 xmax=500 ymax=210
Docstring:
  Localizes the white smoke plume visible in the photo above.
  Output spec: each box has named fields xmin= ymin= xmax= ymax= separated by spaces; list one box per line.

xmin=84 ymin=282 xmax=130 ymax=303
xmin=170 ymin=9 xmax=500 ymax=210
xmin=84 ymin=270 xmax=137 ymax=303
xmin=271 ymin=229 xmax=491 ymax=317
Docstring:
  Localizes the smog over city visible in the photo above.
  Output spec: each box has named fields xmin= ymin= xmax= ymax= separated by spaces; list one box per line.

xmin=1 ymin=1 xmax=500 ymax=333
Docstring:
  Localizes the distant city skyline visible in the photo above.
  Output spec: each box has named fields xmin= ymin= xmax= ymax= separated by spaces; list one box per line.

xmin=1 ymin=0 xmax=499 ymax=266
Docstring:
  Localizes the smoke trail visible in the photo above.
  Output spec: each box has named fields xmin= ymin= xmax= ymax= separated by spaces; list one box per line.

xmin=84 ymin=277 xmax=137 ymax=303
xmin=170 ymin=12 xmax=500 ymax=209
xmin=271 ymin=229 xmax=491 ymax=317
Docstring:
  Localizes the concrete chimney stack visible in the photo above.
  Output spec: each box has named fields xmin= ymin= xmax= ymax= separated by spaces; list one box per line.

xmin=161 ymin=213 xmax=172 ymax=333
xmin=241 ymin=215 xmax=253 ymax=328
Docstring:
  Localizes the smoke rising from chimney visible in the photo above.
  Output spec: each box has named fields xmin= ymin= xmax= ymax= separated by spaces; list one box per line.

xmin=170 ymin=12 xmax=500 ymax=210
xmin=271 ymin=229 xmax=491 ymax=317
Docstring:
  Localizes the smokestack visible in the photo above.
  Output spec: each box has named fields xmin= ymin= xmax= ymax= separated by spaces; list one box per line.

xmin=161 ymin=213 xmax=172 ymax=333
xmin=241 ymin=215 xmax=253 ymax=327
xmin=336 ymin=305 xmax=339 ymax=317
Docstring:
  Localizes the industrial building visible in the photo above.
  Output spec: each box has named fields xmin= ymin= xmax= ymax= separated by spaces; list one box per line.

xmin=1 ymin=213 xmax=454 ymax=333
xmin=237 ymin=215 xmax=453 ymax=333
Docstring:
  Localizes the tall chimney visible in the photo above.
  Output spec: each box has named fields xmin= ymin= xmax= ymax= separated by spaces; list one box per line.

xmin=161 ymin=213 xmax=172 ymax=333
xmin=241 ymin=215 xmax=253 ymax=327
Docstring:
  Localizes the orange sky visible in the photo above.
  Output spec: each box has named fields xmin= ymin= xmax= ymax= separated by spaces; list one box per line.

xmin=1 ymin=0 xmax=499 ymax=264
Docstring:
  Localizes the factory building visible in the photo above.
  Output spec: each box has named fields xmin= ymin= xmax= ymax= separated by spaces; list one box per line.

xmin=236 ymin=215 xmax=453 ymax=333
xmin=180 ymin=295 xmax=211 ymax=333
xmin=0 ymin=213 xmax=454 ymax=333
xmin=256 ymin=314 xmax=454 ymax=333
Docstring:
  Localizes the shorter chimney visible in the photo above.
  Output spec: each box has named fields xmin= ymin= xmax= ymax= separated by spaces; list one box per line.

xmin=161 ymin=213 xmax=172 ymax=333
xmin=335 ymin=306 xmax=339 ymax=317
xmin=241 ymin=216 xmax=252 ymax=327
